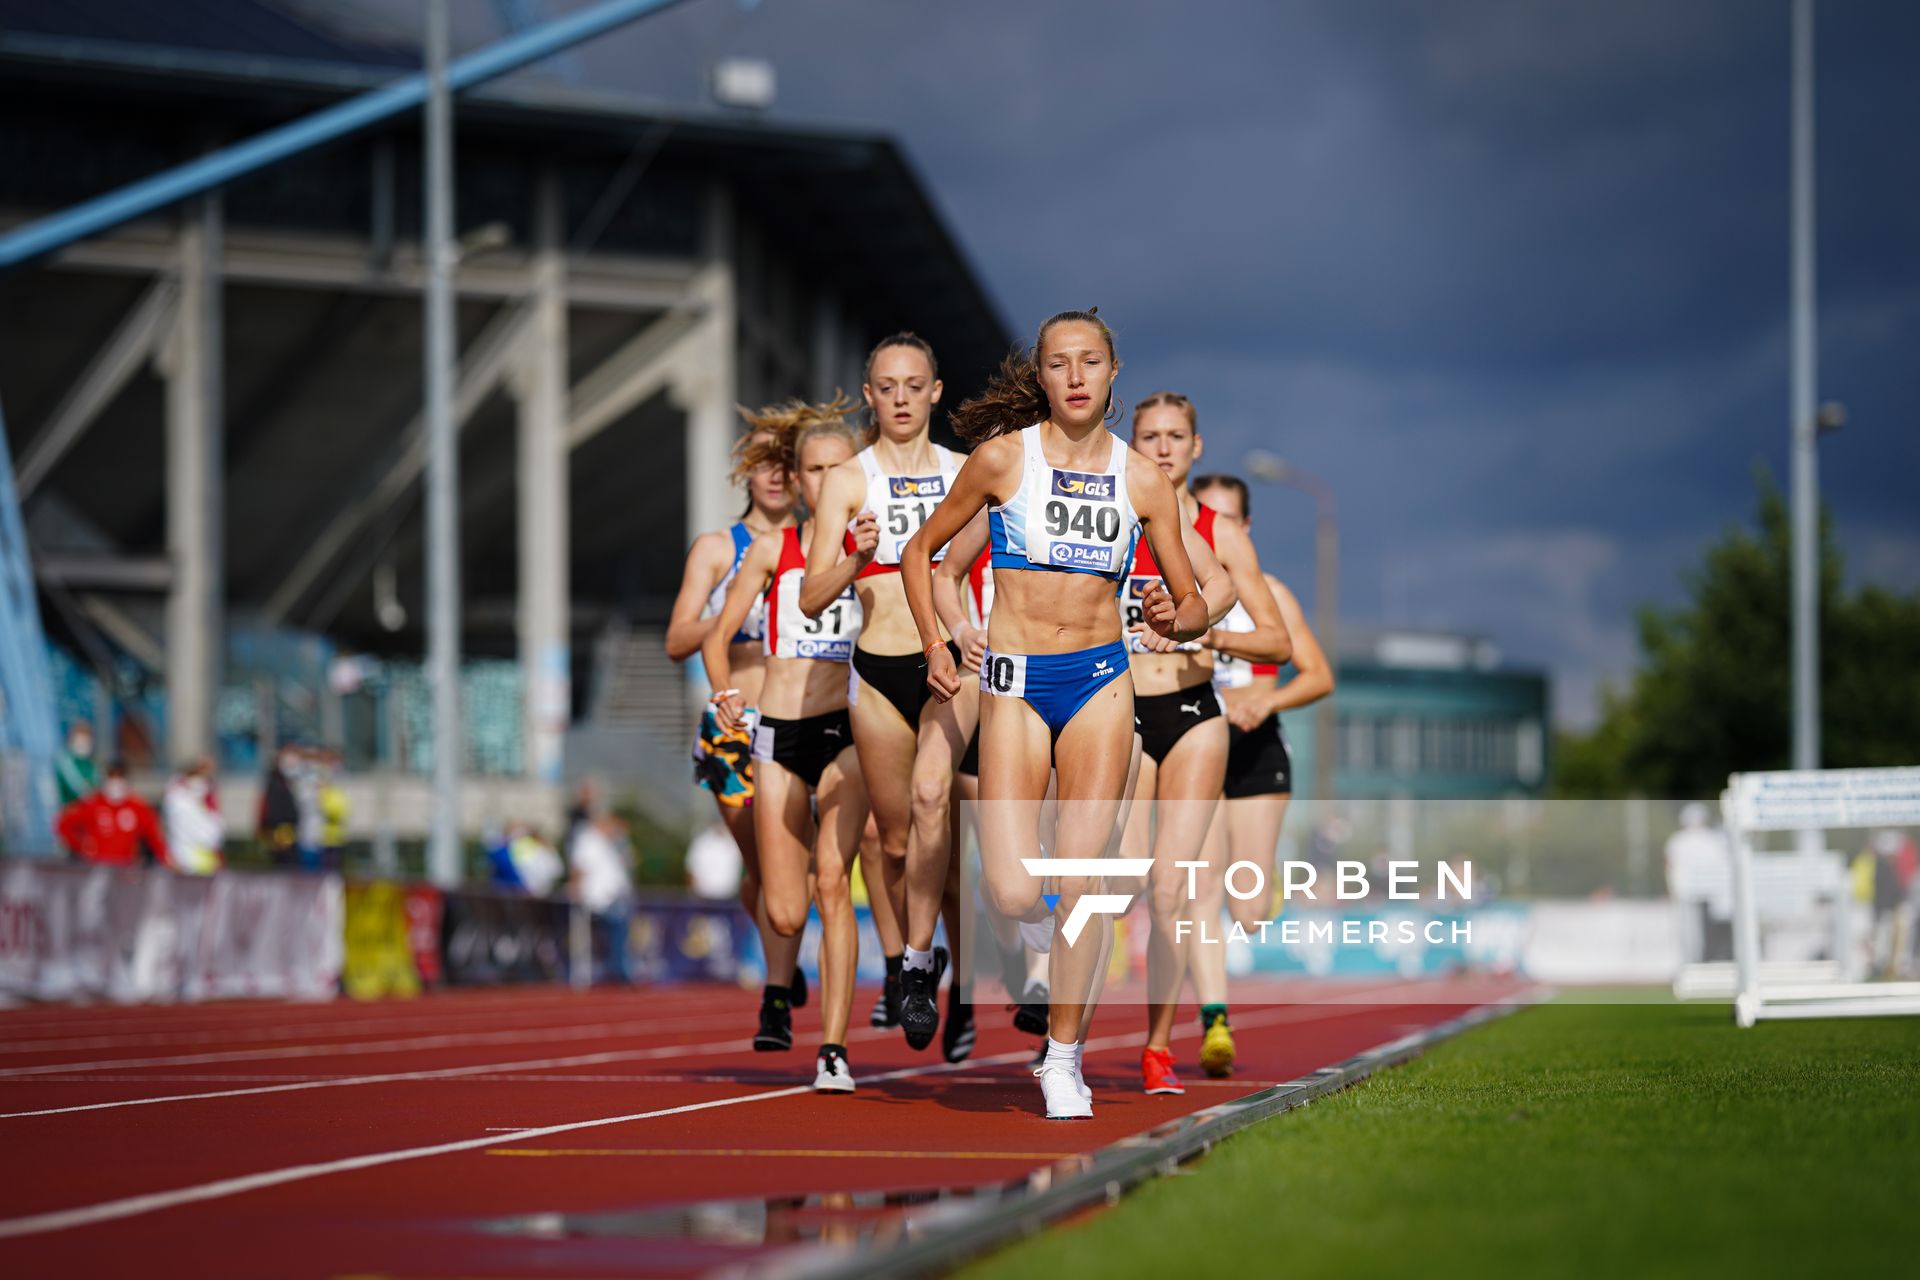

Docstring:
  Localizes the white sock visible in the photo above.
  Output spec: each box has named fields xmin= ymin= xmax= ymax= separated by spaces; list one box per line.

xmin=1072 ymin=1041 xmax=1086 ymax=1071
xmin=1045 ymin=1037 xmax=1077 ymax=1070
xmin=903 ymin=947 xmax=935 ymax=973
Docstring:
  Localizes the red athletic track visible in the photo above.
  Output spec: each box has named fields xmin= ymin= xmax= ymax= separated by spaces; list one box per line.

xmin=0 ymin=977 xmax=1525 ymax=1278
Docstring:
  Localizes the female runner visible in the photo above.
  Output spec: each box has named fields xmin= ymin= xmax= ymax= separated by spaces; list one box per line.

xmin=801 ymin=334 xmax=978 ymax=1059
xmin=703 ymin=399 xmax=870 ymax=1090
xmin=1183 ymin=473 xmax=1334 ymax=1071
xmin=1122 ymin=392 xmax=1292 ymax=1095
xmin=665 ymin=424 xmax=807 ymax=1036
xmin=904 ymin=309 xmax=1210 ymax=1119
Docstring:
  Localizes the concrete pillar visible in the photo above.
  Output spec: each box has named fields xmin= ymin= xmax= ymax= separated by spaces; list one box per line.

xmin=160 ymin=194 xmax=223 ymax=767
xmin=682 ymin=186 xmax=739 ymax=545
xmin=515 ymin=172 xmax=571 ymax=785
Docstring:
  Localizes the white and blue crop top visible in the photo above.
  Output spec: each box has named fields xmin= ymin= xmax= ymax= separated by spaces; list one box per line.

xmin=703 ymin=521 xmax=766 ymax=646
xmin=988 ymin=426 xmax=1139 ymax=581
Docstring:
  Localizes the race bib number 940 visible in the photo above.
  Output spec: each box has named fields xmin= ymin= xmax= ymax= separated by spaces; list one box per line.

xmin=1034 ymin=469 xmax=1124 ymax=574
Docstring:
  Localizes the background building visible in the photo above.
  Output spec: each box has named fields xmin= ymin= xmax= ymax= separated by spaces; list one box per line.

xmin=0 ymin=0 xmax=1009 ymax=839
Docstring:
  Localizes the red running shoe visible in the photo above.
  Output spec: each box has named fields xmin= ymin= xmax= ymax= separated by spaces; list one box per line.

xmin=1141 ymin=1046 xmax=1185 ymax=1095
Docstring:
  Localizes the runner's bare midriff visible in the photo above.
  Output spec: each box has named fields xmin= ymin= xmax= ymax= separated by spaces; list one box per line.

xmin=1129 ymin=646 xmax=1214 ymax=697
xmin=986 ymin=567 xmax=1126 ymax=655
xmin=854 ymin=571 xmax=935 ymax=655
xmin=757 ymin=657 xmax=853 ymax=721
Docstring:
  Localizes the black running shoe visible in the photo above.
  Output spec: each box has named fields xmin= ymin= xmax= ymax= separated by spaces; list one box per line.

xmin=790 ymin=965 xmax=808 ymax=1009
xmin=1012 ymin=981 xmax=1050 ymax=1037
xmin=869 ymin=971 xmax=902 ymax=1028
xmin=753 ymin=996 xmax=793 ymax=1052
xmin=899 ymin=948 xmax=946 ymax=1051
xmin=942 ymin=989 xmax=976 ymax=1064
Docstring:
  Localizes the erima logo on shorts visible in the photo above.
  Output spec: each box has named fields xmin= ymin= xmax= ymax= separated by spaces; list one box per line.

xmin=1021 ymin=858 xmax=1155 ymax=944
xmin=1050 ymin=542 xmax=1113 ymax=570
xmin=1092 ymin=657 xmax=1113 ymax=676
xmin=889 ymin=475 xmax=946 ymax=499
xmin=1050 ymin=470 xmax=1115 ymax=500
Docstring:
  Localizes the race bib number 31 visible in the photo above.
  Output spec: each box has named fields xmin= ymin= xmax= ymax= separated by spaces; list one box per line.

xmin=1034 ymin=469 xmax=1124 ymax=574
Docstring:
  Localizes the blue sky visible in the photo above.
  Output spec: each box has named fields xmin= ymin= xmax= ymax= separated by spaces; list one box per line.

xmin=404 ymin=0 xmax=1920 ymax=727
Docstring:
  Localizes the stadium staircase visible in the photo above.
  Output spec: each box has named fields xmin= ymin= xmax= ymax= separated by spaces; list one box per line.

xmin=567 ymin=621 xmax=696 ymax=825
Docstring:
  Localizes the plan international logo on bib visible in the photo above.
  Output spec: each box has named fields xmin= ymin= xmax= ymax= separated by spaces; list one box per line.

xmin=1050 ymin=542 xmax=1115 ymax=571
xmin=889 ymin=475 xmax=946 ymax=499
xmin=1050 ymin=470 xmax=1115 ymax=500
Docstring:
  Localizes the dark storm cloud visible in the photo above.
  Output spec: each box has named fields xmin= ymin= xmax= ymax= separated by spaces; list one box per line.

xmin=368 ymin=0 xmax=1920 ymax=724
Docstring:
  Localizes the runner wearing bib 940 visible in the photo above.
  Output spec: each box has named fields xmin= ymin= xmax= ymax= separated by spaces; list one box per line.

xmin=801 ymin=333 xmax=980 ymax=1061
xmin=903 ymin=309 xmax=1211 ymax=1120
xmin=704 ymin=399 xmax=871 ymax=1090
xmin=665 ymin=425 xmax=807 ymax=1039
xmin=1122 ymin=392 xmax=1292 ymax=1096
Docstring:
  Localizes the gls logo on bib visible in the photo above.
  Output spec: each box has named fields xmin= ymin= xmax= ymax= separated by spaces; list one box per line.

xmin=889 ymin=475 xmax=946 ymax=499
xmin=1050 ymin=470 xmax=1115 ymax=501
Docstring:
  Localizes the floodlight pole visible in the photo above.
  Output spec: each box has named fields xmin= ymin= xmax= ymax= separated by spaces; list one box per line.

xmin=1790 ymin=0 xmax=1821 ymax=853
xmin=424 ymin=0 xmax=462 ymax=888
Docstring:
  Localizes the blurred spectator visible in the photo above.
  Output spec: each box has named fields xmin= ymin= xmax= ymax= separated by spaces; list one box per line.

xmin=57 ymin=761 xmax=169 ymax=867
xmin=566 ymin=780 xmax=599 ymax=847
xmin=317 ymin=748 xmax=349 ymax=871
xmin=1858 ymin=831 xmax=1907 ymax=979
xmin=1665 ymin=802 xmax=1732 ymax=963
xmin=570 ymin=813 xmax=635 ymax=984
xmin=56 ymin=721 xmax=98 ymax=807
xmin=293 ymin=746 xmax=324 ymax=869
xmin=162 ymin=758 xmax=225 ymax=876
xmin=258 ymin=744 xmax=301 ymax=867
xmin=685 ymin=820 xmax=744 ymax=901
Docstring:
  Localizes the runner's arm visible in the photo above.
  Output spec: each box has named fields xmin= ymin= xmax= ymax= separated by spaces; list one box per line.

xmin=799 ymin=463 xmax=875 ymax=617
xmin=933 ymin=509 xmax=991 ymax=671
xmin=700 ymin=534 xmax=779 ymax=732
xmin=904 ymin=443 xmax=1011 ymax=699
xmin=1259 ymin=576 xmax=1333 ymax=715
xmin=1204 ymin=515 xmax=1293 ymax=664
xmin=1130 ymin=456 xmax=1210 ymax=643
xmin=664 ymin=531 xmax=733 ymax=661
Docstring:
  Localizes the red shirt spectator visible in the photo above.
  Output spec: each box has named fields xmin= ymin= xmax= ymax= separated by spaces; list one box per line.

xmin=56 ymin=769 xmax=170 ymax=867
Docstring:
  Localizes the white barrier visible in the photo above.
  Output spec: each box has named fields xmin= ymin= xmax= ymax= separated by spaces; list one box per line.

xmin=0 ymin=860 xmax=342 ymax=1003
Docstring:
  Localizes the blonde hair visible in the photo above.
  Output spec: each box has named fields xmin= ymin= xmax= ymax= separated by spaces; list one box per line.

xmin=731 ymin=392 xmax=861 ymax=486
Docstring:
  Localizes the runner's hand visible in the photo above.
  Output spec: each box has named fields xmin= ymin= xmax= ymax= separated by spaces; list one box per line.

xmin=1141 ymin=579 xmax=1178 ymax=637
xmin=1125 ymin=622 xmax=1184 ymax=654
xmin=1223 ymin=688 xmax=1270 ymax=732
xmin=926 ymin=643 xmax=962 ymax=703
xmin=956 ymin=624 xmax=989 ymax=673
xmin=848 ymin=510 xmax=880 ymax=563
xmin=714 ymin=692 xmax=748 ymax=734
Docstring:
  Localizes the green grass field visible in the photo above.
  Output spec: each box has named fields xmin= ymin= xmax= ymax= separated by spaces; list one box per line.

xmin=968 ymin=999 xmax=1920 ymax=1279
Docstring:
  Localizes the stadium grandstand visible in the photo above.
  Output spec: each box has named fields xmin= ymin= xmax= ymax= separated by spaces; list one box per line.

xmin=0 ymin=0 xmax=1010 ymax=842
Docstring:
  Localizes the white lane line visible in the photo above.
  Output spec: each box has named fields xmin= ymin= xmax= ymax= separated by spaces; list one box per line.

xmin=0 ymin=983 xmax=1432 ymax=1118
xmin=0 ymin=1015 xmax=775 ymax=1079
xmin=0 ymin=1006 xmax=773 ymax=1058
xmin=0 ymin=993 xmax=1482 ymax=1240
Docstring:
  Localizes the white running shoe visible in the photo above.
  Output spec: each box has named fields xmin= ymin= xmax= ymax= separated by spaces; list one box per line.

xmin=814 ymin=1046 xmax=855 ymax=1094
xmin=1073 ymin=1061 xmax=1093 ymax=1102
xmin=1017 ymin=914 xmax=1055 ymax=955
xmin=1034 ymin=1060 xmax=1093 ymax=1119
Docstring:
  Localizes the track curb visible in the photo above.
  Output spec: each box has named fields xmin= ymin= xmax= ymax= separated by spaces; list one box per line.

xmin=759 ymin=993 xmax=1540 ymax=1280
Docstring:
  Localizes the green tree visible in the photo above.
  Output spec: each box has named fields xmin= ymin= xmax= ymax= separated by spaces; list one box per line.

xmin=1555 ymin=471 xmax=1920 ymax=797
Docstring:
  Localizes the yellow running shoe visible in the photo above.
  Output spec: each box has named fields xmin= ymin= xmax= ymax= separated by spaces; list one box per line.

xmin=1199 ymin=1018 xmax=1235 ymax=1079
